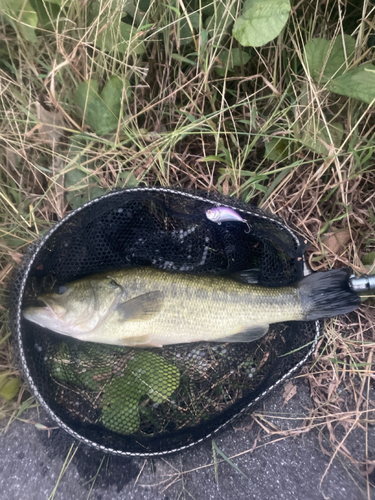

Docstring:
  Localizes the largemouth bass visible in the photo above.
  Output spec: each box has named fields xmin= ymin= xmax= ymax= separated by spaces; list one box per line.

xmin=23 ymin=267 xmax=359 ymax=347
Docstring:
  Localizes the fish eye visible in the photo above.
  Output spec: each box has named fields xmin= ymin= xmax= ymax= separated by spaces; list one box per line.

xmin=58 ymin=286 xmax=68 ymax=295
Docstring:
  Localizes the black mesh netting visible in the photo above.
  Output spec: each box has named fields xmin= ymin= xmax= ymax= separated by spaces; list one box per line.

xmin=10 ymin=187 xmax=320 ymax=456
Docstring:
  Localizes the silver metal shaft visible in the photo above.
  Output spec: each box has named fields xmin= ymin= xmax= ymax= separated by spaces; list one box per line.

xmin=350 ymin=275 xmax=375 ymax=294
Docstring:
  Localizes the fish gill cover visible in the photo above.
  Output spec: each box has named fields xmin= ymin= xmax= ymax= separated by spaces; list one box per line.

xmin=10 ymin=187 xmax=320 ymax=456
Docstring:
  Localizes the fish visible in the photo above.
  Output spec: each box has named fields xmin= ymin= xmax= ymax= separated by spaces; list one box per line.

xmin=22 ymin=267 xmax=360 ymax=348
xmin=206 ymin=207 xmax=251 ymax=232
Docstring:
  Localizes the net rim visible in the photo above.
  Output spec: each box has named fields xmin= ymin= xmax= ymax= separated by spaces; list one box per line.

xmin=12 ymin=187 xmax=320 ymax=457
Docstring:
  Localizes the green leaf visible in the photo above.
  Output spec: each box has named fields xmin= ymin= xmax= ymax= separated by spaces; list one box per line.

xmin=297 ymin=121 xmax=344 ymax=156
xmin=2 ymin=0 xmax=38 ymax=42
xmin=201 ymin=0 xmax=215 ymax=17
xmin=65 ymin=167 xmax=106 ymax=210
xmin=65 ymin=134 xmax=106 ymax=209
xmin=117 ymin=171 xmax=138 ymax=188
xmin=102 ymin=352 xmax=180 ymax=405
xmin=265 ymin=137 xmax=289 ymax=161
xmin=74 ymin=80 xmax=99 ymax=127
xmin=29 ymin=0 xmax=61 ymax=31
xmin=305 ymin=35 xmax=356 ymax=83
xmin=102 ymin=397 xmax=140 ymax=434
xmin=327 ymin=64 xmax=375 ymax=105
xmin=214 ymin=48 xmax=250 ymax=76
xmin=171 ymin=53 xmax=197 ymax=65
xmin=50 ymin=343 xmax=113 ymax=390
xmin=74 ymin=76 xmax=124 ymax=135
xmin=87 ymin=1 xmax=145 ymax=54
xmin=127 ymin=352 xmax=180 ymax=404
xmin=304 ymin=37 xmax=375 ymax=104
xmin=64 ymin=179 xmax=105 ymax=210
xmin=101 ymin=352 xmax=180 ymax=435
xmin=138 ymin=0 xmax=150 ymax=11
xmin=233 ymin=0 xmax=290 ymax=48
xmin=122 ymin=0 xmax=142 ymax=22
xmin=205 ymin=2 xmax=236 ymax=44
xmin=99 ymin=75 xmax=123 ymax=124
xmin=19 ymin=1 xmax=38 ymax=41
xmin=118 ymin=22 xmax=146 ymax=54
xmin=212 ymin=440 xmax=248 ymax=479
xmin=179 ymin=12 xmax=200 ymax=46
xmin=362 ymin=252 xmax=375 ymax=267
xmin=0 ymin=376 xmax=21 ymax=400
xmin=205 ymin=2 xmax=236 ymax=31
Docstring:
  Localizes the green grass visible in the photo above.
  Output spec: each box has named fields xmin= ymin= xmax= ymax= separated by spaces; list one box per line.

xmin=0 ymin=0 xmax=375 ymax=495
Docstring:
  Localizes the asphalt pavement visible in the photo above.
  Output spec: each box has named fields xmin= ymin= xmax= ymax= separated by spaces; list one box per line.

xmin=0 ymin=377 xmax=373 ymax=500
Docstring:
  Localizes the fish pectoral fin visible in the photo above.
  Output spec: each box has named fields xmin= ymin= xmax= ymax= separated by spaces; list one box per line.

xmin=120 ymin=334 xmax=163 ymax=348
xmin=116 ymin=291 xmax=164 ymax=322
xmin=215 ymin=324 xmax=269 ymax=343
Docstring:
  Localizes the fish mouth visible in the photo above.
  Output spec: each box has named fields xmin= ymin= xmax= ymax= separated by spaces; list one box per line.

xmin=22 ymin=297 xmax=48 ymax=309
xmin=23 ymin=296 xmax=66 ymax=325
xmin=35 ymin=296 xmax=66 ymax=318
xmin=23 ymin=303 xmax=56 ymax=321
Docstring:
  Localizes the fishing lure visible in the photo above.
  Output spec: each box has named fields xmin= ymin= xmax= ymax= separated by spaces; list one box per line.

xmin=206 ymin=207 xmax=251 ymax=233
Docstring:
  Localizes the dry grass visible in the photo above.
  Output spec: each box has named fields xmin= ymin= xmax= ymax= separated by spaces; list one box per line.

xmin=0 ymin=0 xmax=375 ymax=495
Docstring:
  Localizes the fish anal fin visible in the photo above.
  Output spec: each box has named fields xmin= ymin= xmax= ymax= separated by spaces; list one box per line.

xmin=116 ymin=291 xmax=164 ymax=322
xmin=214 ymin=324 xmax=269 ymax=343
xmin=120 ymin=334 xmax=163 ymax=348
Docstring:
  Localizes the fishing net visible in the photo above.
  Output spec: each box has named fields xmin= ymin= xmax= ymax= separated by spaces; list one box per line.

xmin=10 ymin=188 xmax=320 ymax=456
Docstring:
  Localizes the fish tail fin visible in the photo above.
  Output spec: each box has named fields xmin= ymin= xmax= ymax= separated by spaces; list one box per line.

xmin=299 ymin=269 xmax=360 ymax=321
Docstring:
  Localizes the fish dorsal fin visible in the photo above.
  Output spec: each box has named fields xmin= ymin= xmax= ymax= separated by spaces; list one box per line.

xmin=214 ymin=324 xmax=269 ymax=343
xmin=230 ymin=269 xmax=261 ymax=285
xmin=116 ymin=291 xmax=164 ymax=322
